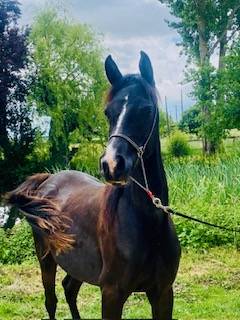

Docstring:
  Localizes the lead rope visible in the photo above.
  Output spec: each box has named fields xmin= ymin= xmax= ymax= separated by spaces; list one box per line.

xmin=109 ymin=114 xmax=239 ymax=233
xmin=130 ymin=150 xmax=170 ymax=214
xmin=130 ymin=158 xmax=239 ymax=234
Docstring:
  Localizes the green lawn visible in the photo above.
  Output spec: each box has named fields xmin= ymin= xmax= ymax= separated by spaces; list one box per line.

xmin=0 ymin=247 xmax=240 ymax=319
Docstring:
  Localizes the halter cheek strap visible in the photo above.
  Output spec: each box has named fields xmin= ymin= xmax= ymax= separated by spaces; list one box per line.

xmin=108 ymin=108 xmax=169 ymax=212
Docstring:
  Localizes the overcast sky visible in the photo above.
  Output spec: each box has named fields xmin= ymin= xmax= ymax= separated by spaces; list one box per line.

xmin=20 ymin=0 xmax=194 ymax=120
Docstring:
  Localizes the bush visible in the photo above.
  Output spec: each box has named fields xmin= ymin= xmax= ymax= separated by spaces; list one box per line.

xmin=70 ymin=140 xmax=104 ymax=179
xmin=167 ymin=130 xmax=191 ymax=157
xmin=0 ymin=220 xmax=35 ymax=264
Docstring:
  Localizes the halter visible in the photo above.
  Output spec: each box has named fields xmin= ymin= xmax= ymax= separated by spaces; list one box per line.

xmin=109 ymin=106 xmax=169 ymax=212
xmin=108 ymin=106 xmax=240 ymax=232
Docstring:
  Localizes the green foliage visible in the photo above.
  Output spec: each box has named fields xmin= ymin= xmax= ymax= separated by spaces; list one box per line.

xmin=159 ymin=1 xmax=240 ymax=64
xmin=188 ymin=64 xmax=227 ymax=152
xmin=167 ymin=130 xmax=191 ymax=157
xmin=0 ymin=221 xmax=35 ymax=264
xmin=0 ymin=133 xmax=50 ymax=200
xmin=70 ymin=140 xmax=104 ymax=178
xmin=217 ymin=39 xmax=240 ymax=130
xmin=159 ymin=108 xmax=175 ymax=136
xmin=179 ymin=105 xmax=201 ymax=134
xmin=159 ymin=0 xmax=240 ymax=153
xmin=29 ymin=9 xmax=108 ymax=167
xmin=167 ymin=151 xmax=240 ymax=248
xmin=0 ymin=0 xmax=37 ymax=195
xmin=159 ymin=109 xmax=167 ymax=135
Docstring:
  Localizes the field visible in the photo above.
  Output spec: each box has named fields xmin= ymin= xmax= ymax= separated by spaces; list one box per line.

xmin=1 ymin=139 xmax=240 ymax=319
xmin=0 ymin=248 xmax=240 ymax=320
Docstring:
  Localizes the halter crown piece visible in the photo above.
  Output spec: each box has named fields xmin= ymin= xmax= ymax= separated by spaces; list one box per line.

xmin=109 ymin=106 xmax=170 ymax=213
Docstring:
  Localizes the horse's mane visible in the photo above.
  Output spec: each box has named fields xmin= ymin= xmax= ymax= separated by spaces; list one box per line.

xmin=100 ymin=184 xmax=124 ymax=229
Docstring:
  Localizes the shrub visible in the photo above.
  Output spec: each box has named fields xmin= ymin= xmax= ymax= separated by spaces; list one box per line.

xmin=70 ymin=140 xmax=104 ymax=179
xmin=0 ymin=220 xmax=35 ymax=264
xmin=167 ymin=130 xmax=191 ymax=157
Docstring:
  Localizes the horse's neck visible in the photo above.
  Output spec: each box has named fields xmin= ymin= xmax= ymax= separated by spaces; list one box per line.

xmin=130 ymin=136 xmax=168 ymax=208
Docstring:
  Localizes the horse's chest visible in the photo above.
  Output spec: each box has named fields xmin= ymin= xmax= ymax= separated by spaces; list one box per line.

xmin=115 ymin=225 xmax=163 ymax=274
xmin=112 ymin=214 xmax=179 ymax=290
xmin=114 ymin=238 xmax=169 ymax=291
xmin=116 ymin=213 xmax=163 ymax=262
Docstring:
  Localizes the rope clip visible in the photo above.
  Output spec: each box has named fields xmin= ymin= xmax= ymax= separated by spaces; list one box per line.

xmin=152 ymin=196 xmax=163 ymax=208
xmin=152 ymin=196 xmax=170 ymax=213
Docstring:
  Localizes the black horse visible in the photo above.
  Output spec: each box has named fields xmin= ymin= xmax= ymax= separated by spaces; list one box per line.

xmin=6 ymin=51 xmax=181 ymax=320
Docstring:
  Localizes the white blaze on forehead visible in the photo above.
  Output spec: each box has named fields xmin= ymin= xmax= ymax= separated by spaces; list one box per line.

xmin=105 ymin=95 xmax=128 ymax=175
xmin=114 ymin=95 xmax=128 ymax=135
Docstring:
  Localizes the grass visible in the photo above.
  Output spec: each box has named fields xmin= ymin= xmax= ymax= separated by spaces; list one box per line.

xmin=1 ymin=136 xmax=240 ymax=318
xmin=165 ymin=152 xmax=240 ymax=248
xmin=0 ymin=248 xmax=240 ymax=319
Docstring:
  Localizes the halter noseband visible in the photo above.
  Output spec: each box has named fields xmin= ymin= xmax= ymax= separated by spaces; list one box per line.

xmin=108 ymin=107 xmax=169 ymax=212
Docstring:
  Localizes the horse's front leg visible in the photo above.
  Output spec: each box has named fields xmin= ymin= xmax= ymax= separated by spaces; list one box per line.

xmin=146 ymin=286 xmax=174 ymax=320
xmin=101 ymin=285 xmax=129 ymax=320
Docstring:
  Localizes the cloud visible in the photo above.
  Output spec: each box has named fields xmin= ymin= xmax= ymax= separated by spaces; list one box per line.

xmin=69 ymin=0 xmax=172 ymax=38
xmin=19 ymin=0 xmax=194 ymax=118
xmin=104 ymin=34 xmax=193 ymax=116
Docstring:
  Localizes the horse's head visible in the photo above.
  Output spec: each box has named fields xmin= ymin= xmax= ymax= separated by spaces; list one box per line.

xmin=100 ymin=51 xmax=159 ymax=185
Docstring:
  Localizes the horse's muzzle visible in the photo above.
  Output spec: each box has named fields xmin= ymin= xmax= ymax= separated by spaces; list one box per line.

xmin=100 ymin=153 xmax=130 ymax=184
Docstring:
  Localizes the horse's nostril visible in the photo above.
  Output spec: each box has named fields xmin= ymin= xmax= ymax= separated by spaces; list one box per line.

xmin=101 ymin=154 xmax=128 ymax=182
xmin=116 ymin=155 xmax=125 ymax=173
xmin=101 ymin=159 xmax=110 ymax=177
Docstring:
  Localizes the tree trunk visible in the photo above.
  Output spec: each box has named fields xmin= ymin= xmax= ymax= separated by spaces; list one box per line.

xmin=203 ymin=138 xmax=216 ymax=155
xmin=197 ymin=14 xmax=214 ymax=154
xmin=219 ymin=34 xmax=227 ymax=70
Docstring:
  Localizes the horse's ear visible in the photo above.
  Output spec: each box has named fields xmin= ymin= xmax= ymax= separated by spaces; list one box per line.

xmin=139 ymin=51 xmax=155 ymax=86
xmin=105 ymin=55 xmax=122 ymax=86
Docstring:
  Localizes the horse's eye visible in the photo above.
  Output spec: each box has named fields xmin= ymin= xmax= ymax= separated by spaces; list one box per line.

xmin=140 ymin=105 xmax=152 ymax=114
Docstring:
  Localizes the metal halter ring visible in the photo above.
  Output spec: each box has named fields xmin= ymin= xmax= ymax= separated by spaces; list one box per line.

xmin=152 ymin=196 xmax=163 ymax=208
xmin=137 ymin=146 xmax=144 ymax=158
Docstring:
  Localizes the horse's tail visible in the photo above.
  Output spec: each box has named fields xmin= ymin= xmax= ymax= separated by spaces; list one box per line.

xmin=4 ymin=173 xmax=75 ymax=254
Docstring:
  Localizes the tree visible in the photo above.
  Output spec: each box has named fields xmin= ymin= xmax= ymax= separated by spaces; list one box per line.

xmin=159 ymin=0 xmax=240 ymax=153
xmin=0 ymin=0 xmax=35 ymax=194
xmin=159 ymin=108 xmax=175 ymax=136
xmin=217 ymin=38 xmax=240 ymax=130
xmin=29 ymin=10 xmax=107 ymax=167
xmin=179 ymin=105 xmax=201 ymax=134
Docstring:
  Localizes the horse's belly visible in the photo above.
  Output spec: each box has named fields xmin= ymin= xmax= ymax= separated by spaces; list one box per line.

xmin=54 ymin=235 xmax=102 ymax=285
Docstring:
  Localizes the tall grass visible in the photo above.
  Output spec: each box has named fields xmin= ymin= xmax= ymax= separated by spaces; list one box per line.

xmin=166 ymin=154 xmax=240 ymax=248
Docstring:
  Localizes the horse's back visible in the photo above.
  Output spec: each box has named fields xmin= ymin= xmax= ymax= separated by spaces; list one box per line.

xmin=38 ymin=170 xmax=103 ymax=201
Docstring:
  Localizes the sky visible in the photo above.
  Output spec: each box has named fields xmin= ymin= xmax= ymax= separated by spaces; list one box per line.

xmin=20 ymin=0 xmax=194 ymax=120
